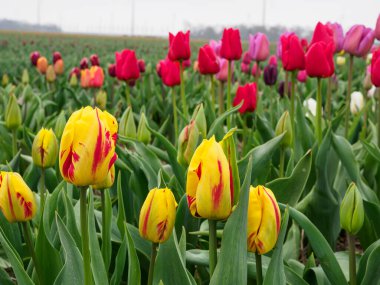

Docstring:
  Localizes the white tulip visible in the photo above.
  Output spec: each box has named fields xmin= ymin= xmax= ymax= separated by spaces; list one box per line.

xmin=350 ymin=91 xmax=364 ymax=114
xmin=303 ymin=98 xmax=317 ymax=117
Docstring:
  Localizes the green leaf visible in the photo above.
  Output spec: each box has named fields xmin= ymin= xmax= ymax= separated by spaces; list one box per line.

xmin=88 ymin=190 xmax=109 ymax=285
xmin=360 ymin=246 xmax=380 ymax=285
xmin=153 ymin=230 xmax=196 ymax=285
xmin=357 ymin=239 xmax=380 ymax=283
xmin=101 ymin=190 xmax=112 ymax=272
xmin=0 ymin=227 xmax=34 ymax=285
xmin=210 ymin=155 xmax=253 ymax=285
xmin=263 ymin=207 xmax=289 ymax=285
xmin=125 ymin=223 xmax=141 ymax=285
xmin=0 ymin=267 xmax=13 ymax=285
xmin=54 ymin=214 xmax=84 ymax=285
xmin=278 ymin=204 xmax=347 ymax=284
xmin=267 ymin=150 xmax=312 ymax=206
xmin=110 ymin=232 xmax=127 ymax=285
xmin=207 ymin=102 xmax=242 ymax=139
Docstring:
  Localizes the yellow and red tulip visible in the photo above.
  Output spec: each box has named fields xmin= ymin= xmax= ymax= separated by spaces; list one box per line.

xmin=59 ymin=106 xmax=118 ymax=186
xmin=186 ymin=136 xmax=232 ymax=220
xmin=247 ymin=185 xmax=281 ymax=254
xmin=92 ymin=165 xmax=115 ymax=190
xmin=0 ymin=172 xmax=37 ymax=223
xmin=139 ymin=187 xmax=177 ymax=243
xmin=32 ymin=128 xmax=58 ymax=169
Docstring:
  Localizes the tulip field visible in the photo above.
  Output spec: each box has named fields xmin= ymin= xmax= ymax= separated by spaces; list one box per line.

xmin=0 ymin=17 xmax=380 ymax=285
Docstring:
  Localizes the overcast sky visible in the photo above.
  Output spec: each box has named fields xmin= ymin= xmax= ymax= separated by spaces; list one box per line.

xmin=2 ymin=0 xmax=380 ymax=36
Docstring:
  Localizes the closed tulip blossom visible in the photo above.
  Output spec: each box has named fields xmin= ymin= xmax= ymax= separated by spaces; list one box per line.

xmin=139 ymin=188 xmax=177 ymax=243
xmin=233 ymin=83 xmax=258 ymax=113
xmin=242 ymin=51 xmax=251 ymax=65
xmin=263 ymin=64 xmax=278 ymax=86
xmin=115 ymin=49 xmax=140 ymax=81
xmin=168 ymin=31 xmax=191 ymax=61
xmin=80 ymin=57 xmax=89 ymax=69
xmin=304 ymin=98 xmax=318 ymax=116
xmin=309 ymin=22 xmax=335 ymax=49
xmin=36 ymin=56 xmax=48 ymax=74
xmin=138 ymin=59 xmax=146 ymax=73
xmin=209 ymin=39 xmax=222 ymax=57
xmin=247 ymin=185 xmax=281 ymax=254
xmin=69 ymin=67 xmax=81 ymax=79
xmin=251 ymin=62 xmax=261 ymax=78
xmin=300 ymin=38 xmax=308 ymax=51
xmin=350 ymin=91 xmax=364 ymax=114
xmin=216 ymin=58 xmax=232 ymax=82
xmin=32 ymin=128 xmax=58 ymax=168
xmin=0 ymin=172 xmax=37 ymax=223
xmin=182 ymin=59 xmax=191 ymax=69
xmin=305 ymin=41 xmax=335 ymax=78
xmin=30 ymin=51 xmax=40 ymax=66
xmin=371 ymin=48 xmax=380 ymax=87
xmin=248 ymin=33 xmax=270 ymax=62
xmin=198 ymin=44 xmax=220 ymax=75
xmin=220 ymin=28 xmax=242 ymax=60
xmin=108 ymin=63 xmax=116 ymax=78
xmin=241 ymin=62 xmax=250 ymax=74
xmin=52 ymin=51 xmax=62 ymax=64
xmin=59 ymin=107 xmax=118 ymax=186
xmin=268 ymin=55 xmax=278 ymax=66
xmin=326 ymin=22 xmax=345 ymax=53
xmin=90 ymin=54 xmax=100 ymax=66
xmin=177 ymin=120 xmax=200 ymax=166
xmin=81 ymin=69 xmax=91 ymax=88
xmin=92 ymin=165 xmax=115 ymax=190
xmin=186 ymin=136 xmax=231 ymax=220
xmin=343 ymin=25 xmax=375 ymax=57
xmin=160 ymin=59 xmax=181 ymax=87
xmin=297 ymin=70 xmax=308 ymax=83
xmin=89 ymin=66 xmax=104 ymax=88
xmin=54 ymin=59 xmax=64 ymax=75
xmin=280 ymin=33 xmax=305 ymax=71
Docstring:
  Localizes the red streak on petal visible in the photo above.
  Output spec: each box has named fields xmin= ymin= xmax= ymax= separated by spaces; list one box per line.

xmin=248 ymin=232 xmax=256 ymax=250
xmin=39 ymin=146 xmax=45 ymax=165
xmin=60 ymin=149 xmax=66 ymax=159
xmin=187 ymin=195 xmax=195 ymax=207
xmin=7 ymin=178 xmax=16 ymax=220
xmin=157 ymin=219 xmax=168 ymax=241
xmin=212 ymin=160 xmax=224 ymax=209
xmin=92 ymin=109 xmax=104 ymax=173
xmin=112 ymin=133 xmax=118 ymax=144
xmin=196 ymin=163 xmax=202 ymax=180
xmin=16 ymin=193 xmax=32 ymax=218
xmin=62 ymin=147 xmax=77 ymax=181
xmin=142 ymin=191 xmax=155 ymax=237
xmin=264 ymin=187 xmax=281 ymax=234
xmin=257 ymin=239 xmax=264 ymax=251
xmin=108 ymin=153 xmax=117 ymax=170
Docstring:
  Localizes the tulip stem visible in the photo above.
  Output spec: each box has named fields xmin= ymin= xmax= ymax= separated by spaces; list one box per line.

xmin=348 ymin=233 xmax=357 ymax=285
xmin=179 ymin=60 xmax=189 ymax=119
xmin=227 ymin=60 xmax=232 ymax=129
xmin=92 ymin=88 xmax=97 ymax=108
xmin=22 ymin=222 xmax=41 ymax=284
xmin=284 ymin=71 xmax=289 ymax=100
xmin=345 ymin=55 xmax=354 ymax=138
xmin=40 ymin=168 xmax=46 ymax=211
xmin=290 ymin=71 xmax=296 ymax=150
xmin=255 ymin=252 xmax=263 ymax=285
xmin=377 ymin=88 xmax=380 ymax=148
xmin=125 ymin=84 xmax=131 ymax=107
xmin=100 ymin=190 xmax=110 ymax=273
xmin=208 ymin=219 xmax=217 ymax=278
xmin=316 ymin=78 xmax=323 ymax=145
xmin=219 ymin=81 xmax=225 ymax=116
xmin=171 ymin=87 xmax=178 ymax=143
xmin=360 ymin=88 xmax=368 ymax=140
xmin=279 ymin=146 xmax=285 ymax=178
xmin=147 ymin=242 xmax=158 ymax=285
xmin=326 ymin=77 xmax=332 ymax=122
xmin=210 ymin=75 xmax=215 ymax=113
xmin=80 ymin=187 xmax=92 ymax=285
xmin=12 ymin=129 xmax=17 ymax=157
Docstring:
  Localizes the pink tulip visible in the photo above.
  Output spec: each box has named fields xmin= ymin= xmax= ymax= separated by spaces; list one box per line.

xmin=242 ymin=51 xmax=251 ymax=65
xmin=251 ymin=62 xmax=261 ymax=78
xmin=343 ymin=25 xmax=375 ymax=57
xmin=209 ymin=40 xmax=222 ymax=57
xmin=268 ymin=55 xmax=278 ymax=66
xmin=241 ymin=62 xmax=250 ymax=74
xmin=248 ymin=33 xmax=270 ymax=62
xmin=326 ymin=22 xmax=344 ymax=53
xmin=297 ymin=70 xmax=308 ymax=83
xmin=216 ymin=58 xmax=233 ymax=82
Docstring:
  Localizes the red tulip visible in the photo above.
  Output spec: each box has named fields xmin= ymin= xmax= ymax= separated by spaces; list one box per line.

xmin=251 ymin=62 xmax=261 ymax=77
xmin=309 ymin=22 xmax=335 ymax=50
xmin=80 ymin=57 xmax=89 ymax=69
xmin=220 ymin=28 xmax=242 ymax=60
xmin=280 ymin=33 xmax=305 ymax=71
xmin=297 ymin=70 xmax=308 ymax=83
xmin=160 ymin=59 xmax=181 ymax=87
xmin=53 ymin=51 xmax=62 ymax=64
xmin=182 ymin=59 xmax=191 ymax=69
xmin=233 ymin=83 xmax=257 ymax=113
xmin=241 ymin=62 xmax=250 ymax=74
xmin=168 ymin=31 xmax=191 ymax=61
xmin=300 ymin=38 xmax=308 ymax=51
xmin=138 ymin=59 xmax=146 ymax=73
xmin=108 ymin=64 xmax=116 ymax=77
xmin=242 ymin=51 xmax=251 ymax=65
xmin=305 ymin=42 xmax=334 ymax=78
xmin=30 ymin=51 xmax=40 ymax=66
xmin=268 ymin=55 xmax=277 ymax=66
xmin=90 ymin=54 xmax=100 ymax=66
xmin=115 ymin=49 xmax=140 ymax=81
xmin=198 ymin=44 xmax=220 ymax=75
xmin=371 ymin=48 xmax=380 ymax=87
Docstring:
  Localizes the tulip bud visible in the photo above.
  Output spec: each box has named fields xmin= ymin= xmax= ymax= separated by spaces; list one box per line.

xmin=80 ymin=57 xmax=89 ymax=69
xmin=0 ymin=172 xmax=37 ymax=223
xmin=2 ymin=73 xmax=9 ymax=87
xmin=363 ymin=73 xmax=372 ymax=91
xmin=96 ymin=90 xmax=107 ymax=110
xmin=32 ymin=128 xmax=58 ymax=168
xmin=186 ymin=136 xmax=231 ymax=220
xmin=54 ymin=59 xmax=64 ymax=75
xmin=90 ymin=54 xmax=100 ymax=66
xmin=119 ymin=106 xmax=137 ymax=139
xmin=138 ymin=59 xmax=146 ymax=73
xmin=275 ymin=111 xmax=293 ymax=148
xmin=247 ymin=185 xmax=281 ymax=254
xmin=30 ymin=51 xmax=40 ymax=66
xmin=139 ymin=187 xmax=177 ymax=243
xmin=92 ymin=165 xmax=115 ymax=190
xmin=46 ymin=65 xmax=56 ymax=83
xmin=108 ymin=64 xmax=116 ymax=78
xmin=54 ymin=111 xmax=66 ymax=139
xmin=5 ymin=94 xmax=22 ymax=130
xmin=69 ymin=73 xmax=78 ymax=87
xmin=22 ymin=69 xmax=29 ymax=85
xmin=350 ymin=91 xmax=364 ymax=114
xmin=52 ymin=51 xmax=62 ymax=64
xmin=177 ymin=120 xmax=199 ymax=166
xmin=336 ymin=56 xmax=346 ymax=66
xmin=191 ymin=103 xmax=207 ymax=138
xmin=137 ymin=113 xmax=151 ymax=144
xmin=36 ymin=56 xmax=48 ymax=74
xmin=340 ymin=183 xmax=364 ymax=235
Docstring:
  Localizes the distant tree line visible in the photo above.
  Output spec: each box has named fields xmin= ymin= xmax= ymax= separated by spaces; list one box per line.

xmin=0 ymin=19 xmax=62 ymax=33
